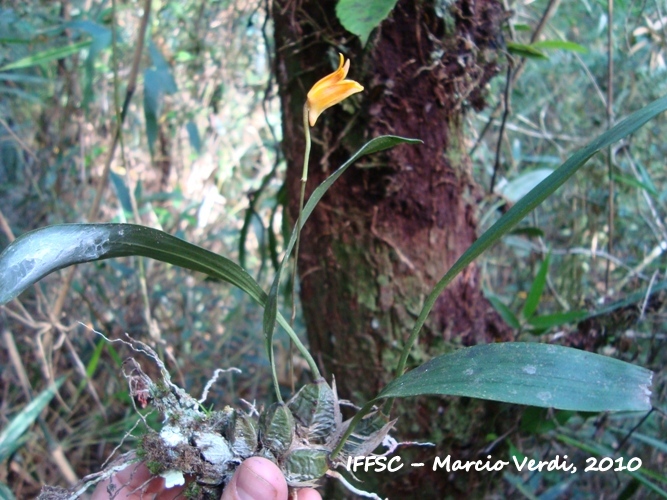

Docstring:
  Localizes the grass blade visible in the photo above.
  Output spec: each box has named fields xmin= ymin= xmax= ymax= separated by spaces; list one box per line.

xmin=0 ymin=378 xmax=65 ymax=462
xmin=0 ymin=40 xmax=91 ymax=72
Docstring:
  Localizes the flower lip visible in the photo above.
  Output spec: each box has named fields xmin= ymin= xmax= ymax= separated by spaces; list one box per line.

xmin=306 ymin=53 xmax=364 ymax=127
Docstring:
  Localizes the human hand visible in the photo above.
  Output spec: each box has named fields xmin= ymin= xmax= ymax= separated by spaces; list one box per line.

xmin=91 ymin=456 xmax=322 ymax=500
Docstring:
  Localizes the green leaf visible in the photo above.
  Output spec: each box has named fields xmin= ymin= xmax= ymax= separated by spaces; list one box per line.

xmin=0 ymin=40 xmax=92 ymax=72
xmin=396 ymin=93 xmax=667 ymax=380
xmin=0 ymin=378 xmax=65 ymax=462
xmin=612 ymin=173 xmax=658 ymax=196
xmin=506 ymin=42 xmax=548 ymax=60
xmin=263 ymin=136 xmax=421 ymax=377
xmin=78 ymin=337 xmax=106 ymax=394
xmin=68 ymin=20 xmax=111 ymax=107
xmin=144 ymin=41 xmax=177 ymax=156
xmin=635 ymin=160 xmax=659 ymax=195
xmin=509 ymin=227 xmax=544 ymax=238
xmin=109 ymin=170 xmax=133 ymax=214
xmin=485 ymin=293 xmax=521 ymax=329
xmin=583 ymin=280 xmax=667 ymax=321
xmin=520 ymin=407 xmax=556 ymax=434
xmin=527 ymin=311 xmax=589 ymax=330
xmin=609 ymin=428 xmax=667 ymax=454
xmin=336 ymin=0 xmax=399 ymax=45
xmin=0 ymin=223 xmax=265 ymax=306
xmin=521 ymin=252 xmax=550 ymax=319
xmin=520 ymin=407 xmax=574 ymax=434
xmin=379 ymin=343 xmax=652 ymax=412
xmin=0 ymin=223 xmax=307 ymax=397
xmin=144 ymin=69 xmax=162 ymax=156
xmin=532 ymin=40 xmax=587 ymax=53
xmin=623 ymin=471 xmax=667 ymax=498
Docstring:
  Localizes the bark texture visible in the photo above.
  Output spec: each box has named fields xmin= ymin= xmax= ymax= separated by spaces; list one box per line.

xmin=273 ymin=0 xmax=514 ymax=494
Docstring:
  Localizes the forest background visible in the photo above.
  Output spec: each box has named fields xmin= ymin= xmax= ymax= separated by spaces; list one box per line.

xmin=0 ymin=0 xmax=666 ymax=497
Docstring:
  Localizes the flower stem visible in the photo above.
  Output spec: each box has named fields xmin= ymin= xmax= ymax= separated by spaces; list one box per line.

xmin=290 ymin=105 xmax=311 ymax=325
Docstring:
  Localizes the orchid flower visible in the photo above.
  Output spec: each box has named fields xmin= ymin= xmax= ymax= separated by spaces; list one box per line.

xmin=306 ymin=53 xmax=364 ymax=127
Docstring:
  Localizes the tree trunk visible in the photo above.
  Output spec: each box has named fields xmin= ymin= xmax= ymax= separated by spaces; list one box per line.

xmin=273 ymin=0 xmax=513 ymax=495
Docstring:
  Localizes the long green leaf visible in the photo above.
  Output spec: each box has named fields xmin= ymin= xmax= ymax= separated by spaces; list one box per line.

xmin=506 ymin=42 xmax=548 ymax=60
xmin=0 ymin=223 xmax=264 ymax=305
xmin=609 ymin=428 xmax=667 ymax=454
xmin=77 ymin=337 xmax=106 ymax=394
xmin=0 ymin=40 xmax=92 ymax=72
xmin=0 ymin=223 xmax=305 ymax=396
xmin=527 ymin=310 xmax=588 ymax=330
xmin=144 ymin=41 xmax=177 ymax=156
xmin=395 ymin=94 xmax=667 ymax=379
xmin=378 ymin=343 xmax=652 ymax=412
xmin=521 ymin=252 xmax=550 ymax=319
xmin=485 ymin=293 xmax=521 ymax=329
xmin=612 ymin=173 xmax=658 ymax=196
xmin=0 ymin=378 xmax=64 ymax=462
xmin=532 ymin=40 xmax=588 ymax=53
xmin=262 ymin=136 xmax=421 ymax=377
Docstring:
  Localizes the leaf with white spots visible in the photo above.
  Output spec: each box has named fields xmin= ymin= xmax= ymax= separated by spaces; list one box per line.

xmin=377 ymin=343 xmax=653 ymax=412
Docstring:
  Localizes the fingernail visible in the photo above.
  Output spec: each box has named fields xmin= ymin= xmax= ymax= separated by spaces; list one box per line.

xmin=236 ymin=462 xmax=279 ymax=500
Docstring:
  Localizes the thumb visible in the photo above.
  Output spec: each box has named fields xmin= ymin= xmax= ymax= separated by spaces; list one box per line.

xmin=221 ymin=457 xmax=288 ymax=500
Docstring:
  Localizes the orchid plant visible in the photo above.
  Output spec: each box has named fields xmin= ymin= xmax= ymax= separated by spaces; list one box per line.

xmin=0 ymin=54 xmax=662 ymax=498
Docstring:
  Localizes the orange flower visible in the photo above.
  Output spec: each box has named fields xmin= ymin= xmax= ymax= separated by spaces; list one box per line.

xmin=306 ymin=53 xmax=364 ymax=127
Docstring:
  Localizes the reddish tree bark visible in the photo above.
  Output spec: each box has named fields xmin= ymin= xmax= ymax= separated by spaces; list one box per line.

xmin=273 ymin=0 xmax=513 ymax=494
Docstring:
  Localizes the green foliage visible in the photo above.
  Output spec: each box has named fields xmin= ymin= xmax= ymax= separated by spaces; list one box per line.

xmin=1 ymin=0 xmax=666 ymax=496
xmin=507 ymin=39 xmax=588 ymax=60
xmin=144 ymin=42 xmax=178 ymax=156
xmin=486 ymin=293 xmax=521 ymax=329
xmin=335 ymin=0 xmax=399 ymax=45
xmin=0 ymin=378 xmax=65 ymax=463
xmin=263 ymin=135 xmax=422 ymax=386
xmin=487 ymin=254 xmax=589 ymax=333
xmin=507 ymin=41 xmax=549 ymax=60
xmin=395 ymin=94 xmax=667 ymax=380
xmin=0 ymin=40 xmax=92 ymax=72
xmin=556 ymin=433 xmax=667 ymax=497
xmin=532 ymin=40 xmax=587 ymax=53
xmin=521 ymin=252 xmax=550 ymax=318
xmin=68 ymin=20 xmax=111 ymax=106
xmin=0 ymin=1 xmax=287 ymax=495
xmin=0 ymin=222 xmax=316 ymax=400
xmin=0 ymin=224 xmax=263 ymax=305
xmin=378 ymin=343 xmax=652 ymax=411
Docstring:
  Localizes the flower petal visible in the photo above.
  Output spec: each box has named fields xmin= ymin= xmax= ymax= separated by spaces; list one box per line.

xmin=308 ymin=54 xmax=347 ymax=98
xmin=306 ymin=54 xmax=363 ymax=127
